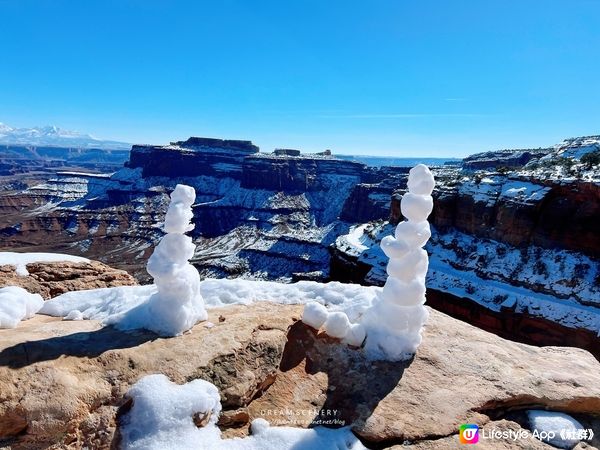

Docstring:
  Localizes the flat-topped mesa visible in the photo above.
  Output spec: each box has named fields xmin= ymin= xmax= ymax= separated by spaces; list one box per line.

xmin=126 ymin=137 xmax=260 ymax=178
xmin=273 ymin=148 xmax=301 ymax=157
xmin=171 ymin=137 xmax=259 ymax=154
xmin=241 ymin=152 xmax=367 ymax=191
xmin=462 ymin=147 xmax=552 ymax=170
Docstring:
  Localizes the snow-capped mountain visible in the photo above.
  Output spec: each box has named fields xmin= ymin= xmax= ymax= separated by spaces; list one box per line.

xmin=0 ymin=122 xmax=131 ymax=150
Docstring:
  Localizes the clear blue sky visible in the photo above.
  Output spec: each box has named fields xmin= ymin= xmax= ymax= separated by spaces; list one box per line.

xmin=1 ymin=0 xmax=598 ymax=156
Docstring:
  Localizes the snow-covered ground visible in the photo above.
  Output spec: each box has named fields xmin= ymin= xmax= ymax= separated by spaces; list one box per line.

xmin=40 ymin=279 xmax=379 ymax=325
xmin=0 ymin=252 xmax=89 ymax=276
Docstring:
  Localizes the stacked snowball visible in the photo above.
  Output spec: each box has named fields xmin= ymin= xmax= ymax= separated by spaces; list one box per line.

xmin=361 ymin=164 xmax=435 ymax=360
xmin=301 ymin=164 xmax=435 ymax=361
xmin=108 ymin=184 xmax=208 ymax=336
xmin=144 ymin=184 xmax=208 ymax=335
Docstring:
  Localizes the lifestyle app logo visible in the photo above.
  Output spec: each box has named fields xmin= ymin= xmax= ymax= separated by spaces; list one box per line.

xmin=459 ymin=424 xmax=479 ymax=444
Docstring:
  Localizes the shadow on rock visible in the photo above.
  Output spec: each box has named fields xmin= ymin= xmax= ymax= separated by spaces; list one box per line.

xmin=280 ymin=320 xmax=411 ymax=431
xmin=0 ymin=325 xmax=158 ymax=369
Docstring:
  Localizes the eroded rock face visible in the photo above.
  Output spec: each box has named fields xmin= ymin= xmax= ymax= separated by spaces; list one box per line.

xmin=0 ymin=303 xmax=598 ymax=449
xmin=0 ymin=260 xmax=136 ymax=299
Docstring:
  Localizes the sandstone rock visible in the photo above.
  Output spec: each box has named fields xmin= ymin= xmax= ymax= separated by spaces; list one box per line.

xmin=1 ymin=303 xmax=599 ymax=449
xmin=0 ymin=260 xmax=136 ymax=299
xmin=0 ymin=303 xmax=300 ymax=449
xmin=244 ymin=308 xmax=600 ymax=446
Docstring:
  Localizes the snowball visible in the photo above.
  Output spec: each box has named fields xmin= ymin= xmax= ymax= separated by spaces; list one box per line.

xmin=323 ymin=311 xmax=351 ymax=339
xmin=527 ymin=410 xmax=584 ymax=449
xmin=250 ymin=418 xmax=270 ymax=435
xmin=0 ymin=286 xmax=44 ymax=328
xmin=170 ymin=183 xmax=196 ymax=205
xmin=343 ymin=323 xmax=366 ymax=347
xmin=407 ymin=164 xmax=435 ymax=195
xmin=394 ymin=221 xmax=431 ymax=248
xmin=386 ymin=249 xmax=428 ymax=282
xmin=164 ymin=184 xmax=196 ymax=234
xmin=380 ymin=235 xmax=410 ymax=259
xmin=400 ymin=193 xmax=433 ymax=222
xmin=64 ymin=309 xmax=84 ymax=321
xmin=302 ymin=301 xmax=328 ymax=329
xmin=379 ymin=278 xmax=426 ymax=306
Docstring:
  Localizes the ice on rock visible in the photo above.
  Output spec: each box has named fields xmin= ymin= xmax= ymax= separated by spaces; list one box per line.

xmin=361 ymin=164 xmax=435 ymax=361
xmin=0 ymin=286 xmax=44 ymax=328
xmin=527 ymin=410 xmax=584 ymax=449
xmin=107 ymin=184 xmax=207 ymax=336
xmin=302 ymin=301 xmax=329 ymax=329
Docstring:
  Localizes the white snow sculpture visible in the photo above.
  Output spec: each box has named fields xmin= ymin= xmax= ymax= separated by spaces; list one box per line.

xmin=299 ymin=164 xmax=434 ymax=356
xmin=360 ymin=164 xmax=435 ymax=361
xmin=144 ymin=184 xmax=207 ymax=335
xmin=109 ymin=184 xmax=207 ymax=336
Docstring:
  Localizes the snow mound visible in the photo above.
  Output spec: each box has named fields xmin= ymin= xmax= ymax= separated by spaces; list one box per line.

xmin=0 ymin=286 xmax=44 ymax=328
xmin=527 ymin=410 xmax=584 ymax=449
xmin=0 ymin=252 xmax=89 ymax=276
xmin=121 ymin=374 xmax=367 ymax=450
xmin=40 ymin=280 xmax=378 ymax=325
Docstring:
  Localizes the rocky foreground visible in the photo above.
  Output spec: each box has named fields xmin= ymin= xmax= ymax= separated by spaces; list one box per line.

xmin=0 ymin=302 xmax=599 ymax=449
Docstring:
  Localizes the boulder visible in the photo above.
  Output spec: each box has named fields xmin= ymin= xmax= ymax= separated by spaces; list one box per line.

xmin=0 ymin=260 xmax=136 ymax=299
xmin=0 ymin=303 xmax=599 ymax=449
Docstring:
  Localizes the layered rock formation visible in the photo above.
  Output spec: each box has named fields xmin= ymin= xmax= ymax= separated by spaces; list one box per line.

xmin=0 ymin=260 xmax=136 ymax=299
xmin=0 ymin=144 xmax=129 ymax=176
xmin=0 ymin=137 xmax=408 ymax=281
xmin=0 ymin=303 xmax=598 ymax=449
xmin=331 ymin=143 xmax=600 ymax=356
xmin=462 ymin=148 xmax=551 ymax=170
xmin=428 ymin=175 xmax=600 ymax=258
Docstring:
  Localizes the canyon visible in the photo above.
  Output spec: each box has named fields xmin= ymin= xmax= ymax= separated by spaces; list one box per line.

xmin=0 ymin=135 xmax=598 ymax=355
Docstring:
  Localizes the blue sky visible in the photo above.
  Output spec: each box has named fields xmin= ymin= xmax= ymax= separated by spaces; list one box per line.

xmin=1 ymin=0 xmax=598 ymax=156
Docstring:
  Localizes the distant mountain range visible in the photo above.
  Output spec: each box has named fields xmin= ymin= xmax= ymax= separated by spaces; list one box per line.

xmin=0 ymin=123 xmax=131 ymax=150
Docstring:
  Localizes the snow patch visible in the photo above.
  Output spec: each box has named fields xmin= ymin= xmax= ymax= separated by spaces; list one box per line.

xmin=120 ymin=374 xmax=367 ymax=450
xmin=0 ymin=286 xmax=44 ymax=328
xmin=0 ymin=252 xmax=89 ymax=276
